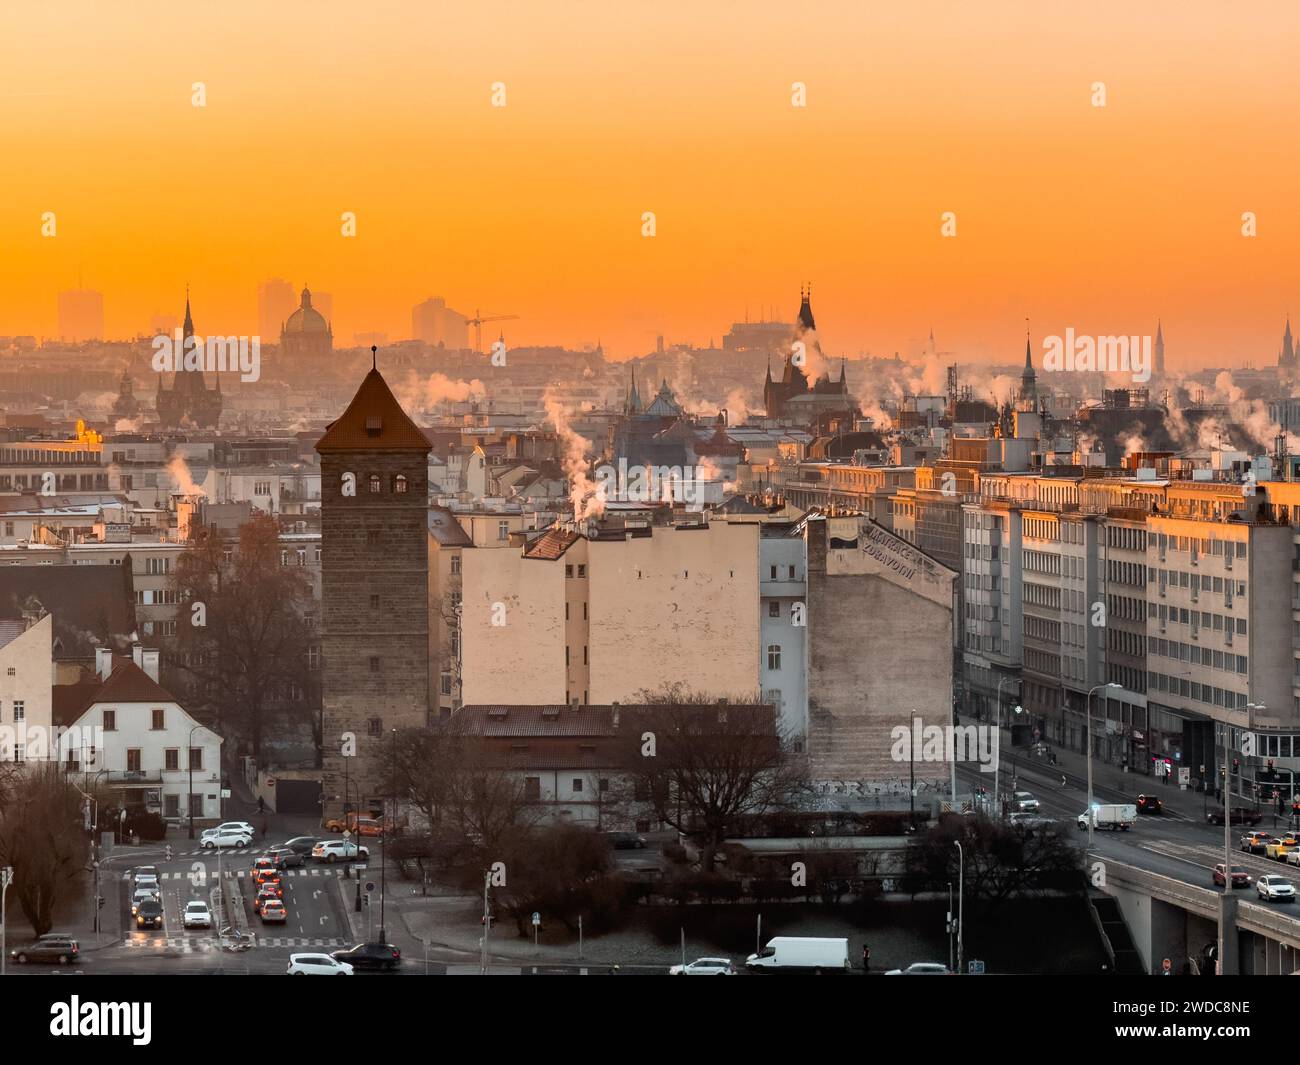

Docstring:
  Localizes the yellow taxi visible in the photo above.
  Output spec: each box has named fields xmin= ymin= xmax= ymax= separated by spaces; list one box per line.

xmin=1265 ymin=836 xmax=1300 ymax=861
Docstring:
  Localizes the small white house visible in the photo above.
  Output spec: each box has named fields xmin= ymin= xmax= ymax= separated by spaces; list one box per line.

xmin=55 ymin=645 xmax=223 ymax=822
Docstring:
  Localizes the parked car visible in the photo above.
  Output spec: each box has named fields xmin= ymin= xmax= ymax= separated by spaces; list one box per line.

xmin=1207 ymin=806 xmax=1262 ymax=826
xmin=213 ymin=821 xmax=256 ymax=837
xmin=267 ymin=847 xmax=305 ymax=870
xmin=668 ymin=957 xmax=735 ymax=975
xmin=1212 ymin=863 xmax=1252 ymax=888
xmin=312 ymin=840 xmax=369 ymax=863
xmin=183 ymin=900 xmax=213 ymax=929
xmin=259 ymin=899 xmax=288 ymax=923
xmin=287 ymin=953 xmax=354 ymax=975
xmin=1136 ymin=794 xmax=1163 ymax=815
xmin=606 ymin=832 xmax=648 ymax=850
xmin=10 ymin=935 xmax=79 ymax=965
xmin=885 ymin=962 xmax=952 ymax=975
xmin=201 ymin=827 xmax=253 ymax=849
xmin=331 ymin=942 xmax=403 ymax=971
xmin=135 ymin=898 xmax=164 ymax=929
xmin=1241 ymin=831 xmax=1272 ymax=854
xmin=323 ymin=813 xmax=387 ymax=837
xmin=1257 ymin=875 xmax=1296 ymax=902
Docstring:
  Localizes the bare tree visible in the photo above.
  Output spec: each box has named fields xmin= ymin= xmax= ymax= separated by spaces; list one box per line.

xmin=0 ymin=765 xmax=90 ymax=936
xmin=168 ymin=516 xmax=315 ymax=761
xmin=616 ymin=686 xmax=807 ymax=873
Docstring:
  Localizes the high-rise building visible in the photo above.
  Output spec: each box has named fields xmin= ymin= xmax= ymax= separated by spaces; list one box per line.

xmin=316 ymin=358 xmax=430 ymax=815
xmin=57 ymin=288 xmax=104 ymax=342
xmin=412 ymin=297 xmax=469 ymax=349
xmin=257 ymin=279 xmax=296 ymax=345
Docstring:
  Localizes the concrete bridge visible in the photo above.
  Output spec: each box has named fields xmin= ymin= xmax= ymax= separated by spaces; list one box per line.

xmin=1094 ymin=854 xmax=1300 ymax=975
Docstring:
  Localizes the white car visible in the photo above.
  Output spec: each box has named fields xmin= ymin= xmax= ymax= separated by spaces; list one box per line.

xmin=287 ymin=953 xmax=354 ymax=976
xmin=1012 ymin=792 xmax=1040 ymax=813
xmin=1287 ymin=849 xmax=1300 ymax=868
xmin=311 ymin=840 xmax=369 ymax=863
xmin=132 ymin=874 xmax=160 ymax=893
xmin=668 ymin=957 xmax=736 ymax=976
xmin=213 ymin=822 xmax=255 ymax=837
xmin=885 ymin=962 xmax=952 ymax=975
xmin=201 ymin=827 xmax=253 ymax=849
xmin=182 ymin=900 xmax=212 ymax=929
xmin=1257 ymin=875 xmax=1296 ymax=902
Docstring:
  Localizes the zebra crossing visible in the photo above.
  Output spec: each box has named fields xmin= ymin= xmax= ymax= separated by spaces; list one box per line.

xmin=122 ymin=935 xmax=350 ymax=952
xmin=122 ymin=867 xmax=348 ymax=881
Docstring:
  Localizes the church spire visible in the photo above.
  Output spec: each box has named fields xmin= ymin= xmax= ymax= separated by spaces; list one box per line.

xmin=1019 ymin=323 xmax=1037 ymax=404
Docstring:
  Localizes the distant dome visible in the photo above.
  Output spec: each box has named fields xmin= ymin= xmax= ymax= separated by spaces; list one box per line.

xmin=283 ymin=288 xmax=329 ymax=335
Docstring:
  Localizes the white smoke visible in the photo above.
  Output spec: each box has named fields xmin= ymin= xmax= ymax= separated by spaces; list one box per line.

xmin=167 ymin=454 xmax=206 ymax=497
xmin=543 ymin=389 xmax=605 ymax=520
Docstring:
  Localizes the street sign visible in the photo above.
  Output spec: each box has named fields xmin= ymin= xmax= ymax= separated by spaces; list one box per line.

xmin=968 ymin=959 xmax=985 ymax=974
xmin=1161 ymin=957 xmax=1171 ymax=974
xmin=532 ymin=911 xmax=541 ymax=927
xmin=365 ymin=881 xmax=376 ymax=893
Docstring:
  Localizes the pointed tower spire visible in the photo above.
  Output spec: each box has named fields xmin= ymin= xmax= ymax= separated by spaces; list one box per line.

xmin=1019 ymin=320 xmax=1037 ymax=406
xmin=1155 ymin=319 xmax=1165 ymax=375
xmin=371 ymin=345 xmax=377 ymax=371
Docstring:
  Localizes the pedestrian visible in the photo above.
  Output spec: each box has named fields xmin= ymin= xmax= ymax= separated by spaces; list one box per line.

xmin=257 ymin=796 xmax=265 ymax=814
xmin=862 ymin=944 xmax=870 ymax=973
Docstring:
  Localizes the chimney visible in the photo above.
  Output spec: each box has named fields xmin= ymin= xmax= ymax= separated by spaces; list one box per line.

xmin=571 ymin=696 xmax=580 ymax=711
xmin=141 ymin=649 xmax=160 ymax=683
xmin=611 ymin=701 xmax=620 ymax=729
xmin=95 ymin=647 xmax=112 ymax=681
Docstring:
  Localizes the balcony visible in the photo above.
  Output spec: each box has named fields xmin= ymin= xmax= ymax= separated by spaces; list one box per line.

xmin=104 ymin=770 xmax=163 ymax=786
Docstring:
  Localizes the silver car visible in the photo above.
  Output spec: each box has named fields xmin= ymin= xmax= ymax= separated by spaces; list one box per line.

xmin=668 ymin=957 xmax=736 ymax=975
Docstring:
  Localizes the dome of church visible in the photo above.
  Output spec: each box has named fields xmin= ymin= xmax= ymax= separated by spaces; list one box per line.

xmin=283 ymin=288 xmax=329 ymax=335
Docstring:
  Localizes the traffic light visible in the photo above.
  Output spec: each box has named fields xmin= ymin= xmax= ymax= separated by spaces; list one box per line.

xmin=165 ymin=844 xmax=173 ymax=862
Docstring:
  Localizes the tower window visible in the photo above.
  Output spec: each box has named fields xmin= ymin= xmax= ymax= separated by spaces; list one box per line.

xmin=368 ymin=474 xmax=381 ymax=494
xmin=394 ymin=474 xmax=408 ymax=494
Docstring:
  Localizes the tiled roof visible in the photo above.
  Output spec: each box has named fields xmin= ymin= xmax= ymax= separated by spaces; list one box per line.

xmin=52 ymin=661 xmax=179 ymax=726
xmin=315 ymin=368 xmax=430 ymax=453
xmin=522 ymin=528 xmax=579 ymax=560
xmin=0 ymin=565 xmax=136 ymax=652
xmin=0 ymin=618 xmax=27 ymax=651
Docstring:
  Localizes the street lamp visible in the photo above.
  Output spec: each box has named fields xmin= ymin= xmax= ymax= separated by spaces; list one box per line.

xmin=187 ymin=723 xmax=204 ymax=839
xmin=379 ymin=727 xmax=396 ymax=943
xmin=992 ymin=702 xmax=1023 ymax=818
xmin=1085 ymin=683 xmax=1123 ymax=848
xmin=952 ymin=842 xmax=963 ymax=975
xmin=1 ymin=865 xmax=13 ymax=978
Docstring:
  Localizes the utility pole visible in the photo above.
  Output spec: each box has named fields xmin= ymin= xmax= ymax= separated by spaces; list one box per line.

xmin=379 ymin=727 xmax=395 ymax=942
xmin=953 ymin=842 xmax=964 ymax=975
xmin=480 ymin=869 xmax=491 ymax=974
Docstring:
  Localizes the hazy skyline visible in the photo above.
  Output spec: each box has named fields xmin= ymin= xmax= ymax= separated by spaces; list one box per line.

xmin=6 ymin=1 xmax=1300 ymax=368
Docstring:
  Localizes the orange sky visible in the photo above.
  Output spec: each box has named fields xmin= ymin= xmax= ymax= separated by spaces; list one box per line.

xmin=4 ymin=0 xmax=1300 ymax=369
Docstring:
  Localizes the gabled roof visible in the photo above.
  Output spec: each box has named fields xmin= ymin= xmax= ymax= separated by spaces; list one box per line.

xmin=52 ymin=660 xmax=181 ymax=727
xmin=315 ymin=368 xmax=430 ymax=453
xmin=427 ymin=505 xmax=473 ymax=547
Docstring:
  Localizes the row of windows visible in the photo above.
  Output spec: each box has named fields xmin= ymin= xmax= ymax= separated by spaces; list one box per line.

xmin=1023 ymin=549 xmax=1060 ymax=576
xmin=1153 ymin=570 xmax=1245 ymax=598
xmin=1149 ymin=638 xmax=1248 ymax=673
xmin=1108 ymin=594 xmax=1145 ymax=622
xmin=1107 ymin=628 xmax=1146 ymax=658
xmin=1107 ymin=526 xmax=1148 ymax=552
xmin=1107 ymin=663 xmax=1146 ymax=693
xmin=365 ymin=474 xmax=409 ymax=494
xmin=1153 ymin=604 xmax=1245 ymax=636
xmin=1107 ymin=560 xmax=1146 ymax=586
xmin=1024 ymin=582 xmax=1060 ymax=609
xmin=1155 ymin=534 xmax=1246 ymax=558
xmin=1149 ymin=671 xmax=1245 ymax=708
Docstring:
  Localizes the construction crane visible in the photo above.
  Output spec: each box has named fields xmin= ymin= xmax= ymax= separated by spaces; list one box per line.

xmin=466 ymin=309 xmax=519 ymax=353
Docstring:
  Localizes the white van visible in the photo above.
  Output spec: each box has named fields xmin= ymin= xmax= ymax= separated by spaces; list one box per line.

xmin=745 ymin=937 xmax=850 ymax=973
xmin=1077 ymin=804 xmax=1137 ymax=831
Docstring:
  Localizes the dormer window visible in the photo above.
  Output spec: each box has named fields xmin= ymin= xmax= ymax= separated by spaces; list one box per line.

xmin=365 ymin=416 xmax=382 ymax=438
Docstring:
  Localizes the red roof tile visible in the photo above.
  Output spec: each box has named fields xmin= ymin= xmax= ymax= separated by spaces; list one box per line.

xmin=522 ymin=528 xmax=579 ymax=560
xmin=315 ymin=368 xmax=430 ymax=453
xmin=52 ymin=660 xmax=179 ymax=726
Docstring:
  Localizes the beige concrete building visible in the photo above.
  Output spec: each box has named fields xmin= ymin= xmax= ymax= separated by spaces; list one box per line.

xmin=804 ymin=515 xmax=957 ymax=799
xmin=0 ymin=613 xmax=54 ymax=763
xmin=461 ymin=520 xmax=761 ymax=706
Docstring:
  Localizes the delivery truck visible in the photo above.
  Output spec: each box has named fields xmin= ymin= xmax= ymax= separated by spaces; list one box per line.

xmin=745 ymin=936 xmax=851 ymax=973
xmin=1076 ymin=803 xmax=1137 ymax=831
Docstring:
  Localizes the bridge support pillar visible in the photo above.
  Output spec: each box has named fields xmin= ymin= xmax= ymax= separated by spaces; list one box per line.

xmin=1218 ymin=894 xmax=1239 ymax=975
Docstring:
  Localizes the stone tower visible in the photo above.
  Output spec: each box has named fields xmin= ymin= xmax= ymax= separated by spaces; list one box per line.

xmin=315 ymin=353 xmax=430 ymax=815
